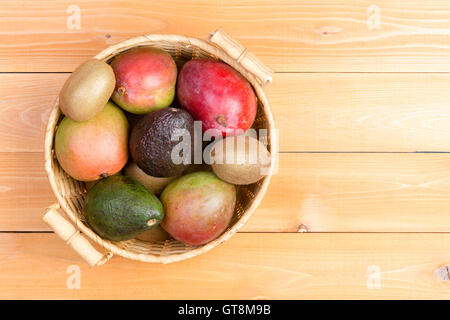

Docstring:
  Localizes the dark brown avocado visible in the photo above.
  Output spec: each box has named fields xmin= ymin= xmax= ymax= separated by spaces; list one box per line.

xmin=129 ymin=107 xmax=194 ymax=177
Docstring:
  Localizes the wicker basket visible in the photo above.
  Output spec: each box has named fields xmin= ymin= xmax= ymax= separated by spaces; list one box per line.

xmin=43 ymin=29 xmax=275 ymax=266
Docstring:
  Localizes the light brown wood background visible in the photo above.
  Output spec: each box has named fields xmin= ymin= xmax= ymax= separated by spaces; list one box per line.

xmin=1 ymin=0 xmax=450 ymax=299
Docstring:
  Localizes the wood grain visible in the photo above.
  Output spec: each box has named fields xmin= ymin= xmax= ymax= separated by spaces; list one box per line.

xmin=251 ymin=153 xmax=450 ymax=232
xmin=267 ymin=73 xmax=450 ymax=152
xmin=1 ymin=0 xmax=450 ymax=301
xmin=1 ymin=233 xmax=449 ymax=299
xmin=4 ymin=152 xmax=450 ymax=232
xmin=3 ymin=1 xmax=450 ymax=72
xmin=4 ymin=73 xmax=450 ymax=152
xmin=0 ymin=74 xmax=63 ymax=153
xmin=0 ymin=153 xmax=55 ymax=231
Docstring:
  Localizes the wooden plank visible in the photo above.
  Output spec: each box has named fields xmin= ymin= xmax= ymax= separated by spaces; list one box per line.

xmin=3 ymin=1 xmax=450 ymax=72
xmin=250 ymin=153 xmax=450 ymax=232
xmin=0 ymin=153 xmax=55 ymax=231
xmin=0 ymin=74 xmax=64 ymax=153
xmin=267 ymin=73 xmax=450 ymax=152
xmin=4 ymin=73 xmax=450 ymax=153
xmin=0 ymin=233 xmax=449 ymax=299
xmin=4 ymin=152 xmax=450 ymax=232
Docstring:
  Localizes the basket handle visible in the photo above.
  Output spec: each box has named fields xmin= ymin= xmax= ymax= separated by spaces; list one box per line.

xmin=207 ymin=28 xmax=273 ymax=87
xmin=43 ymin=204 xmax=113 ymax=267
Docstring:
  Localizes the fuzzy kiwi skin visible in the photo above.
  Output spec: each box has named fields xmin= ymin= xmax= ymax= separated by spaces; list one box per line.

xmin=59 ymin=59 xmax=116 ymax=122
xmin=210 ymin=135 xmax=271 ymax=185
xmin=136 ymin=225 xmax=170 ymax=242
xmin=124 ymin=162 xmax=177 ymax=195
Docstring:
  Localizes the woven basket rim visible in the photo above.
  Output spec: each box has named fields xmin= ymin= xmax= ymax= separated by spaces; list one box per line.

xmin=44 ymin=33 xmax=275 ymax=263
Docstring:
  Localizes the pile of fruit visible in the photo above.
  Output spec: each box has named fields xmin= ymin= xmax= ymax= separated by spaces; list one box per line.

xmin=55 ymin=47 xmax=270 ymax=246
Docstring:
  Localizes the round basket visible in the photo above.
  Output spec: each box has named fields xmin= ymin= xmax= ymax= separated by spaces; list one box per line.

xmin=43 ymin=29 xmax=275 ymax=265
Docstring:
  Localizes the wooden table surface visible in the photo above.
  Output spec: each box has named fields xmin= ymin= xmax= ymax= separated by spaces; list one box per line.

xmin=1 ymin=0 xmax=450 ymax=299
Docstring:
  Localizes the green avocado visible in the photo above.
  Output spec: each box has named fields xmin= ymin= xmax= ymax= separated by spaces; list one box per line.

xmin=84 ymin=175 xmax=164 ymax=241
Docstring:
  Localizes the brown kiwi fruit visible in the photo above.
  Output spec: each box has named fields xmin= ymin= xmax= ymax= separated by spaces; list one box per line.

xmin=210 ymin=135 xmax=271 ymax=185
xmin=124 ymin=162 xmax=177 ymax=195
xmin=136 ymin=225 xmax=170 ymax=242
xmin=59 ymin=59 xmax=115 ymax=122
